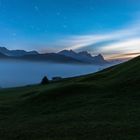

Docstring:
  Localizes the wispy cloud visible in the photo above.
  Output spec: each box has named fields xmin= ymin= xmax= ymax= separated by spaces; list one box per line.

xmin=107 ymin=52 xmax=140 ymax=60
xmin=97 ymin=38 xmax=140 ymax=54
xmin=46 ymin=19 xmax=140 ymax=59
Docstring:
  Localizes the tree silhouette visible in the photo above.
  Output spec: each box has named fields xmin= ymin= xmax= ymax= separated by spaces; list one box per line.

xmin=41 ymin=76 xmax=49 ymax=85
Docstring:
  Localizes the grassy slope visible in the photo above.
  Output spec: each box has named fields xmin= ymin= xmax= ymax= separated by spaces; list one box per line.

xmin=0 ymin=56 xmax=140 ymax=140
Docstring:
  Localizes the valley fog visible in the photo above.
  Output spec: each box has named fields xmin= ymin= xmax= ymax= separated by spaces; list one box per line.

xmin=0 ymin=60 xmax=111 ymax=88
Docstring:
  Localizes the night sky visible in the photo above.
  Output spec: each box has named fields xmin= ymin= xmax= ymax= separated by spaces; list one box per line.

xmin=0 ymin=0 xmax=140 ymax=59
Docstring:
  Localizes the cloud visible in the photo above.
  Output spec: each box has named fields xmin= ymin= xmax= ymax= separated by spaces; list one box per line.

xmin=48 ymin=19 xmax=140 ymax=59
xmin=98 ymin=38 xmax=140 ymax=53
xmin=108 ymin=52 xmax=140 ymax=60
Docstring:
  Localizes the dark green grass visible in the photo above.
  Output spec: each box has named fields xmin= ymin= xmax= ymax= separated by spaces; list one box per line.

xmin=0 ymin=56 xmax=140 ymax=140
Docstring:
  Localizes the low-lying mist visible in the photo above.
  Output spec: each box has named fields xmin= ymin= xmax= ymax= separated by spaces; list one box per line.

xmin=0 ymin=60 xmax=112 ymax=88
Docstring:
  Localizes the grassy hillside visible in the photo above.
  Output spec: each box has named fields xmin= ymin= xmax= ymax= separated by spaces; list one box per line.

xmin=0 ymin=56 xmax=140 ymax=140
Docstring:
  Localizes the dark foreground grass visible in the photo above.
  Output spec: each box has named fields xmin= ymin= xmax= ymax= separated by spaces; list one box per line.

xmin=0 ymin=56 xmax=140 ymax=140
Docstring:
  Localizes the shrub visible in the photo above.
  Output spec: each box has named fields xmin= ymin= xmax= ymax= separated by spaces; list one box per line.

xmin=41 ymin=76 xmax=49 ymax=85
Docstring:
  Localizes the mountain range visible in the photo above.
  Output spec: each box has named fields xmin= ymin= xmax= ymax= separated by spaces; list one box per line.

xmin=0 ymin=46 xmax=108 ymax=65
xmin=58 ymin=50 xmax=107 ymax=64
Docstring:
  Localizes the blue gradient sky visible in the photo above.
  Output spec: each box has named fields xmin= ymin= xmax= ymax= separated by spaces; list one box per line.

xmin=0 ymin=0 xmax=140 ymax=59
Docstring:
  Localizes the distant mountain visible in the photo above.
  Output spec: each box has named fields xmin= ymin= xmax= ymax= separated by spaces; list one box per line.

xmin=0 ymin=47 xmax=38 ymax=57
xmin=0 ymin=47 xmax=108 ymax=65
xmin=0 ymin=52 xmax=7 ymax=58
xmin=19 ymin=53 xmax=85 ymax=64
xmin=58 ymin=50 xmax=108 ymax=64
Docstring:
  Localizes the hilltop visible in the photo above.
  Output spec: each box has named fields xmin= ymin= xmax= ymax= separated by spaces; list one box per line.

xmin=0 ymin=56 xmax=140 ymax=139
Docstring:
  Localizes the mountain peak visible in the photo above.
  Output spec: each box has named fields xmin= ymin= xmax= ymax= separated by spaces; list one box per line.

xmin=0 ymin=47 xmax=8 ymax=51
xmin=97 ymin=54 xmax=104 ymax=58
xmin=78 ymin=51 xmax=92 ymax=57
xmin=0 ymin=46 xmax=38 ymax=57
xmin=59 ymin=49 xmax=75 ymax=53
xmin=58 ymin=49 xmax=107 ymax=64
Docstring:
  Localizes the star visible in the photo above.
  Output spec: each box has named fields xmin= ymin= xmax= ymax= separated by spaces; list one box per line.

xmin=63 ymin=24 xmax=68 ymax=29
xmin=36 ymin=27 xmax=41 ymax=31
xmin=90 ymin=6 xmax=94 ymax=11
xmin=63 ymin=16 xmax=67 ymax=20
xmin=12 ymin=33 xmax=17 ymax=37
xmin=56 ymin=12 xmax=61 ymax=16
xmin=30 ymin=25 xmax=35 ymax=30
xmin=34 ymin=6 xmax=39 ymax=11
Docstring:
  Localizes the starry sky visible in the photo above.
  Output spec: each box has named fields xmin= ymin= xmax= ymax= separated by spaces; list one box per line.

xmin=0 ymin=0 xmax=140 ymax=59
